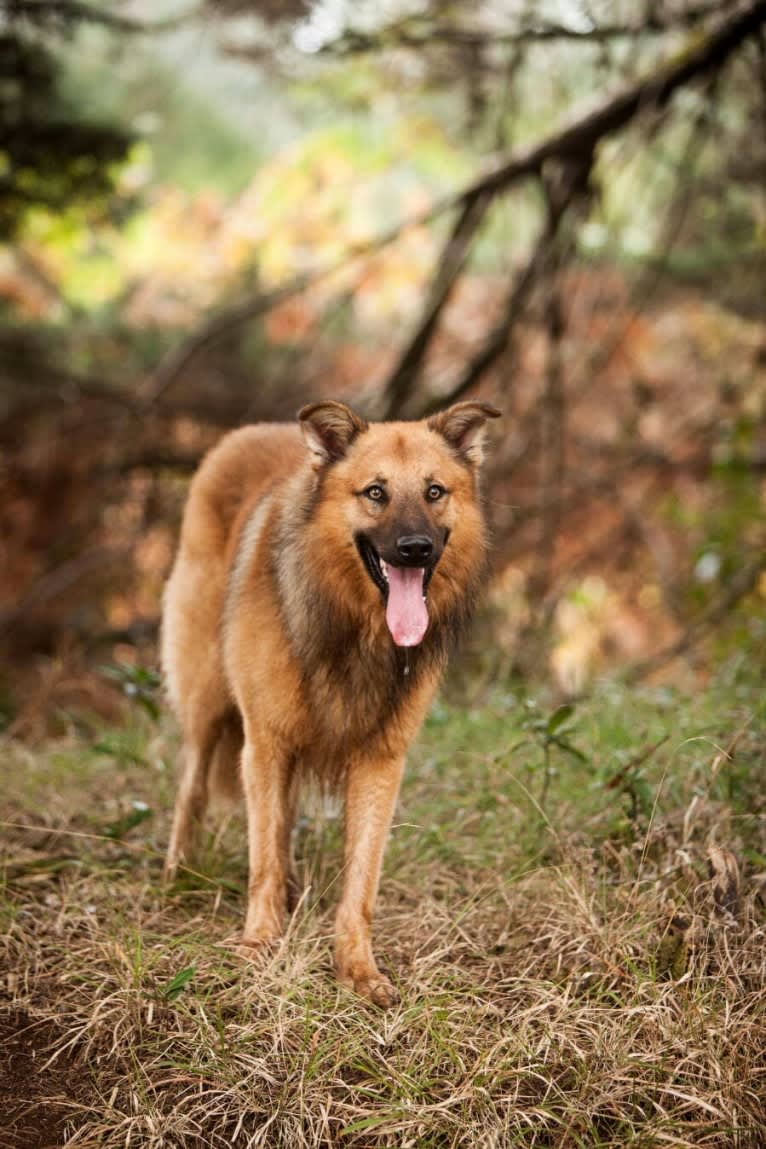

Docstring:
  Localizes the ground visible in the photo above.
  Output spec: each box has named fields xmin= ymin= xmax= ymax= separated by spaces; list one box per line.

xmin=1 ymin=662 xmax=765 ymax=1147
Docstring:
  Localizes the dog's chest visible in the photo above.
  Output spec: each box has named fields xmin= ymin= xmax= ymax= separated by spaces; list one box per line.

xmin=301 ymin=645 xmax=427 ymax=756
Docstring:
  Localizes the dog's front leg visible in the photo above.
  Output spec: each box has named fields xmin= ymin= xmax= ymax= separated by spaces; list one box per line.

xmin=239 ymin=725 xmax=297 ymax=951
xmin=335 ymin=755 xmax=404 ymax=1008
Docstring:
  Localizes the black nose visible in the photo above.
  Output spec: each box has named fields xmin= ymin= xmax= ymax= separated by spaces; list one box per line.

xmin=396 ymin=534 xmax=433 ymax=565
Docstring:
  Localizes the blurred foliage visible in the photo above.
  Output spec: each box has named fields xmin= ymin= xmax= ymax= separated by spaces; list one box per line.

xmin=58 ymin=33 xmax=261 ymax=197
xmin=0 ymin=15 xmax=133 ymax=239
xmin=101 ymin=663 xmax=162 ymax=721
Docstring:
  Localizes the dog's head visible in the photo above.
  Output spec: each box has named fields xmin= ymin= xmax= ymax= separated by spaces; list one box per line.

xmin=298 ymin=399 xmax=500 ymax=647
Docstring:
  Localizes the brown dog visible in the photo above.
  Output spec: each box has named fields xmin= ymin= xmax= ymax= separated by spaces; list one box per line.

xmin=162 ymin=400 xmax=499 ymax=1005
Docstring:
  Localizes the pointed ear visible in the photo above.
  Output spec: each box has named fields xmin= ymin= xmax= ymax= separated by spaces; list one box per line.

xmin=298 ymin=401 xmax=369 ymax=467
xmin=427 ymin=400 xmax=501 ymax=467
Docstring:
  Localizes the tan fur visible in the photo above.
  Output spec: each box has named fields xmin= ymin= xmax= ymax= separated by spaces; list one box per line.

xmin=162 ymin=401 xmax=498 ymax=1006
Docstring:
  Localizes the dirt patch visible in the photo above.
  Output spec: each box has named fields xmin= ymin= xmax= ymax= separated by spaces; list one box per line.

xmin=0 ymin=1008 xmax=92 ymax=1149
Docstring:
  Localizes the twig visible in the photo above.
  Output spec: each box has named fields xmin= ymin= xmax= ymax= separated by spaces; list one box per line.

xmin=528 ymin=162 xmax=589 ymax=600
xmin=416 ymin=154 xmax=591 ymax=419
xmin=554 ymin=77 xmax=718 ymax=418
xmin=141 ymin=218 xmax=441 ymax=406
xmin=444 ymin=1 xmax=765 ymax=208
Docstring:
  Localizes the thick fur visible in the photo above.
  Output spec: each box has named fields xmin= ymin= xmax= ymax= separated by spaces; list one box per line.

xmin=162 ymin=400 xmax=499 ymax=1006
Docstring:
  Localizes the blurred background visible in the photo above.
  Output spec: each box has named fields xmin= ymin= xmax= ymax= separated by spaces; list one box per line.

xmin=2 ymin=0 xmax=765 ymax=736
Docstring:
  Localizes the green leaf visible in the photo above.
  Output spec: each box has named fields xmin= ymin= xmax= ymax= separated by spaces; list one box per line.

xmin=546 ymin=704 xmax=575 ymax=735
xmin=100 ymin=663 xmax=161 ymax=721
xmin=136 ymin=695 xmax=160 ymax=720
xmin=91 ymin=737 xmax=148 ymax=767
xmin=632 ymin=776 xmax=654 ymax=819
xmin=104 ymin=803 xmax=152 ymax=840
xmin=550 ymin=737 xmax=588 ymax=764
xmin=160 ymin=965 xmax=196 ymax=1002
xmin=340 ymin=1112 xmax=404 ymax=1136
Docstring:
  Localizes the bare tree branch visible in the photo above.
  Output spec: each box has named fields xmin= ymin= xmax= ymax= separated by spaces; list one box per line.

xmin=0 ymin=546 xmax=126 ymax=633
xmin=326 ymin=3 xmax=730 ymax=54
xmin=446 ymin=0 xmax=766 ymax=207
xmin=376 ymin=190 xmax=492 ymax=419
xmin=413 ymin=156 xmax=590 ymax=419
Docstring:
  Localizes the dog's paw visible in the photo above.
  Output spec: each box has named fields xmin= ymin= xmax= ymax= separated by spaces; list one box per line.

xmin=339 ymin=968 xmax=399 ymax=1009
xmin=233 ymin=935 xmax=281 ymax=966
xmin=359 ymin=974 xmax=399 ymax=1009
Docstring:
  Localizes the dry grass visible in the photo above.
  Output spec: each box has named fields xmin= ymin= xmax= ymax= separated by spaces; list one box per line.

xmin=2 ymin=667 xmax=765 ymax=1147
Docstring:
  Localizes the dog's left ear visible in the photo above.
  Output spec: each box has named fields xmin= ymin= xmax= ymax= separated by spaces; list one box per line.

xmin=427 ymin=401 xmax=501 ymax=467
xmin=299 ymin=401 xmax=369 ymax=467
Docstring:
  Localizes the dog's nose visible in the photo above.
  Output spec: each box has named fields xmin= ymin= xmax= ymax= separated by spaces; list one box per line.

xmin=396 ymin=535 xmax=433 ymax=565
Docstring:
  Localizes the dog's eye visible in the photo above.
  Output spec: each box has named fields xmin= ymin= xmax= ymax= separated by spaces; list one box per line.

xmin=426 ymin=483 xmax=447 ymax=502
xmin=364 ymin=484 xmax=386 ymax=502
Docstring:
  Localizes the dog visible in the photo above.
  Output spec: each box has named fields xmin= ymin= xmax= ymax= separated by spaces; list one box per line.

xmin=161 ymin=399 xmax=499 ymax=1006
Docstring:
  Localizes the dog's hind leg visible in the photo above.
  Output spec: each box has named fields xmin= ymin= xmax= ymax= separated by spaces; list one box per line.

xmin=239 ymin=723 xmax=299 ymax=949
xmin=164 ymin=712 xmax=224 ymax=880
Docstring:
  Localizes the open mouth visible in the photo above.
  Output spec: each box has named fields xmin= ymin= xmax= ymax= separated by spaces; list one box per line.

xmin=355 ymin=537 xmax=437 ymax=648
xmin=355 ymin=538 xmax=436 ymax=601
xmin=357 ymin=536 xmax=390 ymax=599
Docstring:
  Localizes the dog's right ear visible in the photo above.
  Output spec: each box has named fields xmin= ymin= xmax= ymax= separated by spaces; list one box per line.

xmin=427 ymin=400 xmax=501 ymax=468
xmin=299 ymin=401 xmax=369 ymax=467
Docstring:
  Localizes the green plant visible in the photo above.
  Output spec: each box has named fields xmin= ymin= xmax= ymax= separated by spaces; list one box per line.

xmin=101 ymin=662 xmax=162 ymax=720
xmin=514 ymin=700 xmax=588 ymax=811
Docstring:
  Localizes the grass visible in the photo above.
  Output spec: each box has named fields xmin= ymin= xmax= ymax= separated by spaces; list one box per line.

xmin=1 ymin=657 xmax=765 ymax=1147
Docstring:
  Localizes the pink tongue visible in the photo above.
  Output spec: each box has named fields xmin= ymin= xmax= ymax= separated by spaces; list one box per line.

xmin=385 ymin=566 xmax=429 ymax=647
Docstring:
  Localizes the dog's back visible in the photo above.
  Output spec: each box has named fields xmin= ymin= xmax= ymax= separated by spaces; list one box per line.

xmin=161 ymin=423 xmax=300 ymax=724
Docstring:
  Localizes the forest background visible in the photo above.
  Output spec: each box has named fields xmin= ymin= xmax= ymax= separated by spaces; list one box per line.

xmin=2 ymin=0 xmax=766 ymax=715
xmin=1 ymin=3 xmax=766 ymax=1147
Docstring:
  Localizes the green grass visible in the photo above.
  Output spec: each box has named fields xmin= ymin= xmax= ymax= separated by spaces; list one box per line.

xmin=1 ymin=660 xmax=765 ymax=1147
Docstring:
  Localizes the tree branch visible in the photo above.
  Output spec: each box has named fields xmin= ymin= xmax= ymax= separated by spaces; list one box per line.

xmin=413 ymin=162 xmax=584 ymax=420
xmin=531 ymin=196 xmax=570 ymax=600
xmin=327 ymin=3 xmax=730 ymax=55
xmin=446 ymin=0 xmax=766 ymax=206
xmin=376 ymin=190 xmax=492 ymax=419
